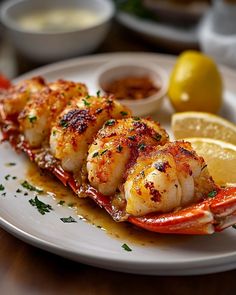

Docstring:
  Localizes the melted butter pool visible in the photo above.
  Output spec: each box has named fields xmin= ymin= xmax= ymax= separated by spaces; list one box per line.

xmin=26 ymin=162 xmax=188 ymax=247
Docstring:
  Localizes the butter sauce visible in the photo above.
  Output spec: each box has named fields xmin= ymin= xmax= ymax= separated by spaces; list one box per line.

xmin=26 ymin=162 xmax=187 ymax=247
xmin=18 ymin=9 xmax=103 ymax=33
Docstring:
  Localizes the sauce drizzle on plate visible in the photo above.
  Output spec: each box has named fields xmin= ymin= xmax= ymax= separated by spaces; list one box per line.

xmin=26 ymin=161 xmax=187 ymax=248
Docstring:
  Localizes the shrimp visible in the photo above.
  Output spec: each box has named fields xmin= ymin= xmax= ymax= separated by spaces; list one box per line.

xmin=87 ymin=117 xmax=169 ymax=196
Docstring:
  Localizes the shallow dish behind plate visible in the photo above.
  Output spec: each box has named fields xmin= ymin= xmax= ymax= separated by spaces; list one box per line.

xmin=0 ymin=0 xmax=114 ymax=62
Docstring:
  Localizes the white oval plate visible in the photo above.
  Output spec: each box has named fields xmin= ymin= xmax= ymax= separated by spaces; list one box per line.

xmin=117 ymin=12 xmax=199 ymax=48
xmin=1 ymin=53 xmax=236 ymax=275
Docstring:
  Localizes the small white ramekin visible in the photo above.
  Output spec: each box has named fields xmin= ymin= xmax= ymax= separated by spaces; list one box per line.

xmin=96 ymin=60 xmax=169 ymax=116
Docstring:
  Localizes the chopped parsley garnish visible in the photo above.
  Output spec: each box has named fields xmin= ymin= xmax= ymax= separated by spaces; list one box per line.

xmin=122 ymin=243 xmax=132 ymax=252
xmin=29 ymin=196 xmax=53 ymax=215
xmin=16 ymin=189 xmax=22 ymax=193
xmin=232 ymin=224 xmax=236 ymax=229
xmin=86 ymin=94 xmax=91 ymax=99
xmin=21 ymin=180 xmax=43 ymax=193
xmin=0 ymin=184 xmax=5 ymax=191
xmin=133 ymin=116 xmax=140 ymax=121
xmin=153 ymin=134 xmax=162 ymax=141
xmin=97 ymin=225 xmax=102 ymax=229
xmin=52 ymin=130 xmax=57 ymax=136
xmin=128 ymin=135 xmax=135 ymax=141
xmin=96 ymin=108 xmax=103 ymax=114
xmin=117 ymin=145 xmax=123 ymax=153
xmin=138 ymin=143 xmax=146 ymax=151
xmin=1 ymin=192 xmax=6 ymax=196
xmin=24 ymin=192 xmax=28 ymax=196
xmin=83 ymin=98 xmax=90 ymax=106
xmin=120 ymin=111 xmax=128 ymax=116
xmin=5 ymin=174 xmax=10 ymax=180
xmin=96 ymin=90 xmax=101 ymax=97
xmin=12 ymin=176 xmax=17 ymax=180
xmin=58 ymin=200 xmax=65 ymax=205
xmin=60 ymin=216 xmax=77 ymax=223
xmin=105 ymin=119 xmax=115 ymax=127
xmin=207 ymin=190 xmax=218 ymax=198
xmin=201 ymin=164 xmax=207 ymax=171
xmin=101 ymin=149 xmax=108 ymax=156
xmin=5 ymin=162 xmax=16 ymax=166
xmin=92 ymin=152 xmax=99 ymax=158
xmin=28 ymin=115 xmax=37 ymax=123
xmin=59 ymin=119 xmax=69 ymax=128
xmin=68 ymin=202 xmax=76 ymax=207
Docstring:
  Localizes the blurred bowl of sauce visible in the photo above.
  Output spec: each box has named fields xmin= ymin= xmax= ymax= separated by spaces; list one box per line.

xmin=96 ymin=61 xmax=168 ymax=116
xmin=0 ymin=0 xmax=114 ymax=63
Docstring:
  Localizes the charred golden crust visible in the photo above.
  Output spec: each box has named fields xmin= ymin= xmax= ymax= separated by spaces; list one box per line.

xmin=1 ymin=76 xmax=47 ymax=121
xmin=59 ymin=109 xmax=96 ymax=134
xmin=154 ymin=161 xmax=170 ymax=172
xmin=0 ymin=78 xmax=227 ymax=227
xmin=144 ymin=182 xmax=161 ymax=203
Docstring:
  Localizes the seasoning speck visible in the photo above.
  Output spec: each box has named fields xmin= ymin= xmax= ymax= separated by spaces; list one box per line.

xmin=5 ymin=162 xmax=16 ymax=166
xmin=28 ymin=115 xmax=37 ymax=123
xmin=21 ymin=180 xmax=43 ymax=193
xmin=117 ymin=145 xmax=123 ymax=153
xmin=207 ymin=190 xmax=218 ymax=198
xmin=122 ymin=243 xmax=132 ymax=252
xmin=29 ymin=196 xmax=53 ymax=215
xmin=59 ymin=119 xmax=69 ymax=128
xmin=60 ymin=216 xmax=77 ymax=223
xmin=101 ymin=149 xmax=108 ymax=156
xmin=82 ymin=99 xmax=90 ymax=106
xmin=105 ymin=119 xmax=116 ymax=127
xmin=5 ymin=174 xmax=10 ymax=180
xmin=58 ymin=200 xmax=65 ymax=205
xmin=120 ymin=111 xmax=128 ymax=116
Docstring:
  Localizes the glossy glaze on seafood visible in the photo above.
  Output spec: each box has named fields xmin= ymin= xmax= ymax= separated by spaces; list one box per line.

xmin=1 ymin=77 xmax=236 ymax=235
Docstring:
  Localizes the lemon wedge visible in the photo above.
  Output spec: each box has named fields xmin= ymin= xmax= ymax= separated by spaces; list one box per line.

xmin=185 ymin=137 xmax=236 ymax=187
xmin=172 ymin=112 xmax=236 ymax=145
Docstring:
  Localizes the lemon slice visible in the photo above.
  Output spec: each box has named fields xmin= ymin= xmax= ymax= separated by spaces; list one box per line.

xmin=186 ymin=137 xmax=236 ymax=187
xmin=172 ymin=112 xmax=236 ymax=145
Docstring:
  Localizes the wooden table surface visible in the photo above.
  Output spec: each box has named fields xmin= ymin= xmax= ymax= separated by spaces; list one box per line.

xmin=1 ymin=21 xmax=236 ymax=295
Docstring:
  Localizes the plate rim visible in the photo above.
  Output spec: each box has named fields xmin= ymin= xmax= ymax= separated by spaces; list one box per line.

xmin=116 ymin=12 xmax=199 ymax=46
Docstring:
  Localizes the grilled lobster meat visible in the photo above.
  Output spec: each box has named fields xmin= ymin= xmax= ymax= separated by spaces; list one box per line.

xmin=1 ymin=76 xmax=236 ymax=234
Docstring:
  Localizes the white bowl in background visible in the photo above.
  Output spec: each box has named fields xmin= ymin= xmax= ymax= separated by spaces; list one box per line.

xmin=0 ymin=0 xmax=114 ymax=63
xmin=96 ymin=61 xmax=169 ymax=116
